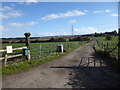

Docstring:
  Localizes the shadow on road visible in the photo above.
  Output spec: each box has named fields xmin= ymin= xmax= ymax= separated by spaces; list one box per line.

xmin=50 ymin=56 xmax=120 ymax=88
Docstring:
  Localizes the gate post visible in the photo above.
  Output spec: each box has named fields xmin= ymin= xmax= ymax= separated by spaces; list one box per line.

xmin=118 ymin=28 xmax=120 ymax=61
xmin=24 ymin=32 xmax=31 ymax=60
xmin=4 ymin=54 xmax=7 ymax=66
xmin=24 ymin=32 xmax=31 ymax=48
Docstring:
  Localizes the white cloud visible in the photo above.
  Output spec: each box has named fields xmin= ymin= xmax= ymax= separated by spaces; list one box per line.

xmin=33 ymin=27 xmax=98 ymax=36
xmin=105 ymin=9 xmax=111 ymax=12
xmin=7 ymin=21 xmax=38 ymax=27
xmin=7 ymin=23 xmax=23 ymax=27
xmin=0 ymin=26 xmax=9 ymax=37
xmin=26 ymin=21 xmax=38 ymax=26
xmin=26 ymin=0 xmax=38 ymax=3
xmin=0 ymin=25 xmax=3 ymax=31
xmin=1 ymin=6 xmax=23 ymax=19
xmin=0 ymin=6 xmax=12 ymax=11
xmin=111 ymin=14 xmax=119 ymax=16
xmin=33 ymin=31 xmax=71 ymax=36
xmin=83 ymin=10 xmax=88 ymax=12
xmin=93 ymin=9 xmax=111 ymax=14
xmin=18 ymin=0 xmax=38 ymax=5
xmin=40 ymin=10 xmax=86 ymax=21
xmin=68 ymin=20 xmax=77 ymax=24
xmin=74 ymin=27 xmax=98 ymax=35
xmin=3 ymin=11 xmax=23 ymax=19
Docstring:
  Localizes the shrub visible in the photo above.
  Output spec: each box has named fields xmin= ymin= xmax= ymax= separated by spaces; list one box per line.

xmin=106 ymin=35 xmax=112 ymax=40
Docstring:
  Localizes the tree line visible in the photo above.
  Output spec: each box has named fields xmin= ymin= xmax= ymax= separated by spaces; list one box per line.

xmin=2 ymin=30 xmax=118 ymax=43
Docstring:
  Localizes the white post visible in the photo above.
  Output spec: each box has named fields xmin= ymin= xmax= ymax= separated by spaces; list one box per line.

xmin=61 ymin=44 xmax=64 ymax=53
xmin=4 ymin=54 xmax=7 ymax=66
xmin=27 ymin=50 xmax=31 ymax=61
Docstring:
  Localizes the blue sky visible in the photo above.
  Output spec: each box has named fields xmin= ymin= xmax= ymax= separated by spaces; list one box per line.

xmin=1 ymin=2 xmax=118 ymax=38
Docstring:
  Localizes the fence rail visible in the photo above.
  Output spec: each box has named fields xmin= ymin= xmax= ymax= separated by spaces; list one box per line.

xmin=30 ymin=41 xmax=85 ymax=59
xmin=0 ymin=46 xmax=27 ymax=53
xmin=0 ymin=46 xmax=27 ymax=66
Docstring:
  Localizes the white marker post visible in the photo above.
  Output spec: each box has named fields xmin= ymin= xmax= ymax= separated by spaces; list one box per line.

xmin=61 ymin=44 xmax=64 ymax=53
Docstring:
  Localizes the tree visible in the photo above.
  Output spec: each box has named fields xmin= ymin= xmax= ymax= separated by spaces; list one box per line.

xmin=49 ymin=38 xmax=55 ymax=42
xmin=57 ymin=38 xmax=66 ymax=42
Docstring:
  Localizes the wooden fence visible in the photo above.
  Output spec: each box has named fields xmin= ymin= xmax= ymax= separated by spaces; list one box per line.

xmin=0 ymin=46 xmax=28 ymax=66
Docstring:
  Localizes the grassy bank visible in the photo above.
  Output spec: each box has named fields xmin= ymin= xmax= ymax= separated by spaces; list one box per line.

xmin=93 ymin=45 xmax=120 ymax=71
xmin=2 ymin=42 xmax=87 ymax=76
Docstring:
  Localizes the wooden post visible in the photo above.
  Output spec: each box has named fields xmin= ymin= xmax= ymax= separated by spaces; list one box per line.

xmin=49 ymin=44 xmax=50 ymax=53
xmin=24 ymin=32 xmax=31 ymax=48
xmin=39 ymin=45 xmax=41 ymax=57
xmin=24 ymin=32 xmax=31 ymax=60
xmin=102 ymin=42 xmax=104 ymax=49
xmin=96 ymin=40 xmax=98 ymax=45
xmin=118 ymin=28 xmax=120 ymax=61
xmin=107 ymin=42 xmax=108 ymax=49
xmin=4 ymin=54 xmax=7 ymax=66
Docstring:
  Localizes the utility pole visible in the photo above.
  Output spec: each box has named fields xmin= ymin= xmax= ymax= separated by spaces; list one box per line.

xmin=72 ymin=24 xmax=74 ymax=36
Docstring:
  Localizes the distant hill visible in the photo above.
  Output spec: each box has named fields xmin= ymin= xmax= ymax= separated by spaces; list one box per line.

xmin=1 ymin=30 xmax=118 ymax=43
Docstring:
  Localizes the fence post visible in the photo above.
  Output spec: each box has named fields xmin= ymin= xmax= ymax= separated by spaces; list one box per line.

xmin=67 ymin=43 xmax=69 ymax=49
xmin=49 ymin=44 xmax=50 ymax=53
xmin=27 ymin=50 xmax=31 ymax=61
xmin=118 ymin=28 xmax=120 ymax=61
xmin=24 ymin=32 xmax=31 ymax=48
xmin=102 ymin=42 xmax=104 ymax=49
xmin=53 ymin=44 xmax=55 ymax=52
xmin=39 ymin=44 xmax=41 ymax=57
xmin=104 ymin=44 xmax=106 ymax=51
xmin=4 ymin=54 xmax=7 ymax=66
xmin=107 ymin=42 xmax=108 ymax=49
xmin=96 ymin=40 xmax=98 ymax=45
xmin=24 ymin=32 xmax=31 ymax=60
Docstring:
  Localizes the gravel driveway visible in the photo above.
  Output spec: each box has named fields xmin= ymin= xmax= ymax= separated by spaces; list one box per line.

xmin=2 ymin=42 xmax=120 ymax=88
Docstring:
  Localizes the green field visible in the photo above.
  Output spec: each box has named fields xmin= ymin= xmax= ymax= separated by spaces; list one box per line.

xmin=1 ymin=41 xmax=87 ymax=62
xmin=93 ymin=36 xmax=118 ymax=55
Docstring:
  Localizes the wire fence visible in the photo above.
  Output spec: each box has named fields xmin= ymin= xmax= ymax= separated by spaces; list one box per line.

xmin=29 ymin=41 xmax=86 ymax=59
xmin=96 ymin=41 xmax=118 ymax=58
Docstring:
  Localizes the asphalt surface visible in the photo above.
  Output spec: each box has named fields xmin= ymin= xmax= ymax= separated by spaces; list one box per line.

xmin=2 ymin=42 xmax=120 ymax=88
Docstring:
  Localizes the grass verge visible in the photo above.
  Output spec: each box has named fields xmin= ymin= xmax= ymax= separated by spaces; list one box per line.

xmin=2 ymin=43 xmax=87 ymax=76
xmin=93 ymin=45 xmax=120 ymax=71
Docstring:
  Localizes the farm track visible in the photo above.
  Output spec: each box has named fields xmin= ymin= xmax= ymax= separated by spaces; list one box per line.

xmin=2 ymin=41 xmax=120 ymax=88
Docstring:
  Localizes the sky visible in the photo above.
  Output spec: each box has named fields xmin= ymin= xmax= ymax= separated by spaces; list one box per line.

xmin=1 ymin=2 xmax=119 ymax=38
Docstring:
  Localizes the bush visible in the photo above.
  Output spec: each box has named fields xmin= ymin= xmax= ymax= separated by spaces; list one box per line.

xmin=69 ymin=36 xmax=90 ymax=41
xmin=49 ymin=38 xmax=66 ymax=42
xmin=106 ymin=35 xmax=112 ymax=40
